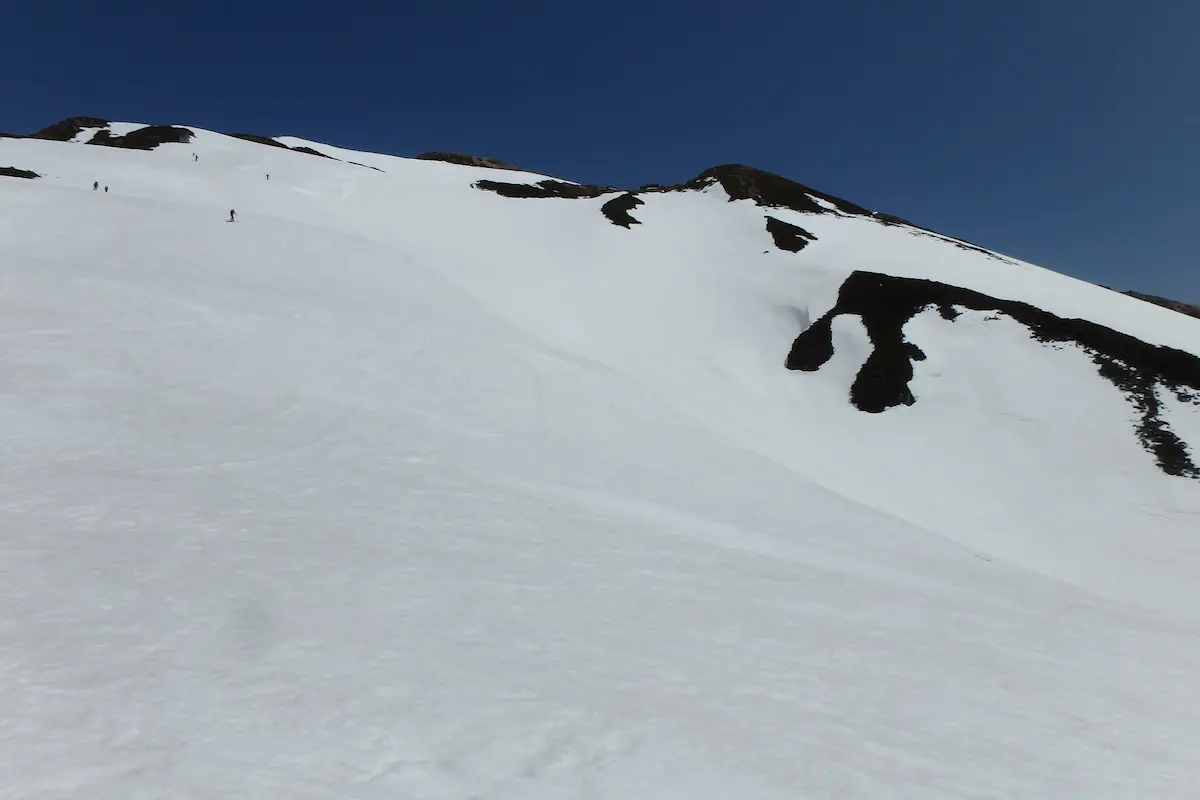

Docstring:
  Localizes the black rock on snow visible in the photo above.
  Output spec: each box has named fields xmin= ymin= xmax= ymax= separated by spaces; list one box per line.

xmin=787 ymin=271 xmax=1200 ymax=479
xmin=0 ymin=166 xmax=40 ymax=179
xmin=417 ymin=152 xmax=526 ymax=172
xmin=31 ymin=116 xmax=111 ymax=142
xmin=764 ymin=216 xmax=817 ymax=252
xmin=89 ymin=125 xmax=195 ymax=150
xmin=472 ymin=162 xmax=1007 ymax=262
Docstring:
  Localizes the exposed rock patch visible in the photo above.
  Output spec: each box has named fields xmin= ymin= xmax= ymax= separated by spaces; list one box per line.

xmin=601 ymin=193 xmax=644 ymax=228
xmin=475 ymin=179 xmax=613 ymax=200
xmin=473 ymin=165 xmax=862 ymax=234
xmin=702 ymin=166 xmax=1012 ymax=261
xmin=765 ymin=216 xmax=816 ymax=252
xmin=0 ymin=166 xmax=40 ymax=179
xmin=291 ymin=145 xmax=333 ymax=159
xmin=476 ymin=180 xmax=652 ymax=228
xmin=1 ymin=117 xmax=192 ymax=150
xmin=696 ymin=164 xmax=872 ymax=216
xmin=473 ymin=163 xmax=1009 ymax=262
xmin=89 ymin=125 xmax=195 ymax=150
xmin=0 ymin=117 xmax=383 ymax=175
xmin=226 ymin=134 xmax=380 ymax=169
xmin=787 ymin=271 xmax=1200 ymax=478
xmin=228 ymin=133 xmax=290 ymax=149
xmin=418 ymin=152 xmax=525 ymax=172
xmin=31 ymin=116 xmax=111 ymax=142
xmin=228 ymin=135 xmax=330 ymax=159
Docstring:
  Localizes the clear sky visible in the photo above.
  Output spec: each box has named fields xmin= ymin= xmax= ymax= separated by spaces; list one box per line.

xmin=5 ymin=1 xmax=1198 ymax=300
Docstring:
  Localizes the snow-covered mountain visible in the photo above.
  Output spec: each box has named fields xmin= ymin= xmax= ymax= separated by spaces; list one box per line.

xmin=2 ymin=117 xmax=1199 ymax=798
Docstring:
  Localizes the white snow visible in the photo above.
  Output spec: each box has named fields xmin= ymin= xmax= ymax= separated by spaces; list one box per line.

xmin=67 ymin=127 xmax=104 ymax=144
xmin=105 ymin=121 xmax=151 ymax=137
xmin=806 ymin=193 xmax=841 ymax=212
xmin=0 ymin=124 xmax=1199 ymax=798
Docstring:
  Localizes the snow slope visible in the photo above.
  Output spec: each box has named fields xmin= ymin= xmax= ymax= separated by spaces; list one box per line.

xmin=1 ymin=121 xmax=1199 ymax=798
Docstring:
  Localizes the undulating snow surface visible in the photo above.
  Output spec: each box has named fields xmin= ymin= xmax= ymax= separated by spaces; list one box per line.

xmin=1 ymin=124 xmax=1199 ymax=798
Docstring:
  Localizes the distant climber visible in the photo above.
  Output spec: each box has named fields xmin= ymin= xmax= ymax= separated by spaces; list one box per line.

xmin=93 ymin=181 xmax=98 ymax=191
xmin=229 ymin=209 xmax=237 ymax=223
xmin=266 ymin=174 xmax=270 ymax=180
xmin=104 ymin=186 xmax=108 ymax=193
xmin=193 ymin=153 xmax=198 ymax=162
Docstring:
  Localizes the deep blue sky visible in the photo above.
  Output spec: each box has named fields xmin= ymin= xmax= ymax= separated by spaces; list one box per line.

xmin=6 ymin=1 xmax=1198 ymax=299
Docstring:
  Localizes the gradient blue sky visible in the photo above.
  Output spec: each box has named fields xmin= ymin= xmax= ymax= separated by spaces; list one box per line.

xmin=5 ymin=1 xmax=1198 ymax=299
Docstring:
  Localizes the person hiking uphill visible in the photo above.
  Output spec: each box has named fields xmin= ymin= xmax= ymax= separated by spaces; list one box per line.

xmin=229 ymin=209 xmax=237 ymax=223
xmin=93 ymin=181 xmax=98 ymax=191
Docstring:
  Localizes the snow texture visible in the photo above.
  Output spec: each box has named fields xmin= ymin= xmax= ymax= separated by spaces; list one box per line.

xmin=1 ymin=122 xmax=1199 ymax=798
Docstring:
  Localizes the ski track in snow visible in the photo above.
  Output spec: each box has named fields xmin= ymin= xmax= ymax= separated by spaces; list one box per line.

xmin=0 ymin=123 xmax=1199 ymax=798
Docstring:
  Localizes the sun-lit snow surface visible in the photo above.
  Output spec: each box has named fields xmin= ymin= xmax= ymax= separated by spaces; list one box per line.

xmin=2 ymin=123 xmax=1200 ymax=798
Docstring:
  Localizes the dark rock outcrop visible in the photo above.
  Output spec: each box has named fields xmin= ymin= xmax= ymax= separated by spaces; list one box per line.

xmin=418 ymin=152 xmax=524 ymax=172
xmin=0 ymin=166 xmax=40 ymax=179
xmin=226 ymin=134 xmax=378 ymax=169
xmin=473 ymin=163 xmax=1010 ymax=262
xmin=228 ymin=133 xmax=290 ymax=149
xmin=477 ymin=178 xmax=668 ymax=228
xmin=473 ymin=165 xmax=859 ymax=235
xmin=788 ymin=271 xmax=1200 ymax=478
xmin=89 ymin=125 xmax=194 ymax=150
xmin=765 ymin=216 xmax=816 ymax=252
xmin=696 ymin=164 xmax=872 ymax=216
xmin=475 ymin=179 xmax=614 ymax=200
xmin=699 ymin=166 xmax=1011 ymax=261
xmin=477 ymin=163 xmax=865 ymax=216
xmin=476 ymin=179 xmax=652 ymax=228
xmin=601 ymin=193 xmax=644 ymax=228
xmin=31 ymin=116 xmax=111 ymax=142
xmin=291 ymin=145 xmax=332 ymax=159
xmin=228 ymin=135 xmax=330 ymax=159
xmin=0 ymin=116 xmax=192 ymax=150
